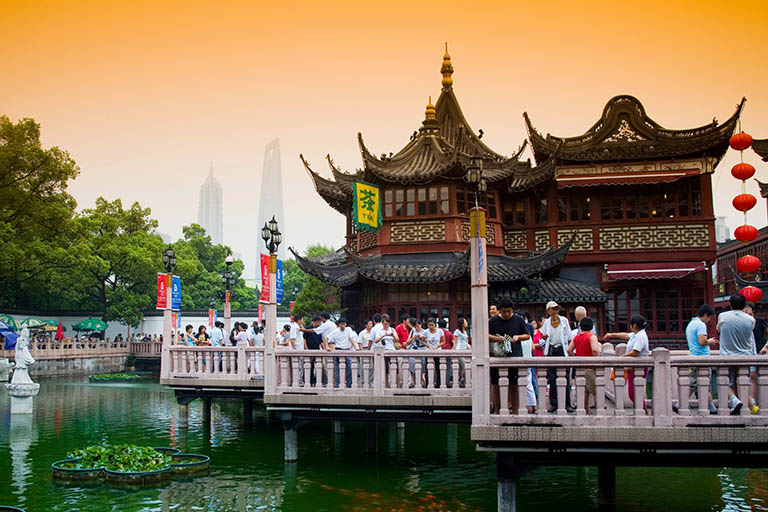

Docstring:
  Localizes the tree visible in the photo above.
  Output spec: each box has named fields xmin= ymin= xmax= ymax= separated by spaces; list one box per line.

xmin=71 ymin=198 xmax=165 ymax=327
xmin=0 ymin=116 xmax=80 ymax=308
xmin=173 ymin=224 xmax=258 ymax=310
xmin=290 ymin=244 xmax=341 ymax=319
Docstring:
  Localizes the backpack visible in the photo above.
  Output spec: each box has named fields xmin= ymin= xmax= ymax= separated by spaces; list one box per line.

xmin=229 ymin=328 xmax=237 ymax=345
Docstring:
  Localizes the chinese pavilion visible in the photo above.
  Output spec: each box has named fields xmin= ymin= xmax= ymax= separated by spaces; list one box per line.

xmin=294 ymin=48 xmax=744 ymax=346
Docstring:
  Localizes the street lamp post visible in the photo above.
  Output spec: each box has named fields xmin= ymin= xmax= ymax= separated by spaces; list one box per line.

xmin=465 ymin=160 xmax=490 ymax=426
xmin=160 ymin=245 xmax=177 ymax=380
xmin=261 ymin=216 xmax=281 ymax=391
xmin=221 ymin=255 xmax=234 ymax=335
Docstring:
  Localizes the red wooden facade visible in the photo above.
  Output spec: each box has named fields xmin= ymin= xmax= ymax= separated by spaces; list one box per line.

xmin=296 ymin=50 xmax=742 ymax=347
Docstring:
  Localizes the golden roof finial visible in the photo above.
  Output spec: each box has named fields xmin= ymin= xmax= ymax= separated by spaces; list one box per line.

xmin=441 ymin=42 xmax=453 ymax=88
xmin=425 ymin=95 xmax=436 ymax=121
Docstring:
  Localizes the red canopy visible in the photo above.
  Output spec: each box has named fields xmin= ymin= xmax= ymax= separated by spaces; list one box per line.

xmin=606 ymin=262 xmax=706 ymax=280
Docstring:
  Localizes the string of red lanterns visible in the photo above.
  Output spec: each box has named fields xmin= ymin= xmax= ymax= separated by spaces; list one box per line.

xmin=730 ymin=126 xmax=763 ymax=302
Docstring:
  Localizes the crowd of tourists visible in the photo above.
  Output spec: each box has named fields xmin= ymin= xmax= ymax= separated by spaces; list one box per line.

xmin=489 ymin=293 xmax=767 ymax=417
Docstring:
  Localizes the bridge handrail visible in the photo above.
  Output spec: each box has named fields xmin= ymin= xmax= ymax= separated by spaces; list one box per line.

xmin=483 ymin=348 xmax=768 ymax=427
xmin=163 ymin=345 xmax=265 ymax=381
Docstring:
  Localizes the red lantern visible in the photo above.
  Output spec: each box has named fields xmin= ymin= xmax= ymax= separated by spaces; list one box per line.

xmin=740 ymin=286 xmax=763 ymax=303
xmin=737 ymin=255 xmax=762 ymax=273
xmin=735 ymin=224 xmax=759 ymax=243
xmin=730 ymin=132 xmax=753 ymax=151
xmin=733 ymin=193 xmax=757 ymax=212
xmin=731 ymin=162 xmax=756 ymax=180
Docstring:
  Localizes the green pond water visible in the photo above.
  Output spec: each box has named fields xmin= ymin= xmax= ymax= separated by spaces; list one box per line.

xmin=0 ymin=377 xmax=766 ymax=511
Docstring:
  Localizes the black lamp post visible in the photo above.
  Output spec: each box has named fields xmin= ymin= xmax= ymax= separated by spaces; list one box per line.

xmin=261 ymin=216 xmax=281 ymax=348
xmin=221 ymin=255 xmax=234 ymax=333
xmin=261 ymin=215 xmax=282 ymax=255
xmin=160 ymin=245 xmax=177 ymax=378
xmin=162 ymin=245 xmax=177 ymax=273
xmin=466 ymin=157 xmax=486 ymax=207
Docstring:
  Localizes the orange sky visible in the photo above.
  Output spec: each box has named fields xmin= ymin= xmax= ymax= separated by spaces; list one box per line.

xmin=2 ymin=0 xmax=768 ymax=277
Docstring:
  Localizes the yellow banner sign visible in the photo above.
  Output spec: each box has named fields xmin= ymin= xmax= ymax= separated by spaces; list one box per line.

xmin=353 ymin=181 xmax=382 ymax=232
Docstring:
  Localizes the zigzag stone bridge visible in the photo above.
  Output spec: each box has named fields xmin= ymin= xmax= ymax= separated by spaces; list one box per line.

xmin=159 ymin=341 xmax=768 ymax=510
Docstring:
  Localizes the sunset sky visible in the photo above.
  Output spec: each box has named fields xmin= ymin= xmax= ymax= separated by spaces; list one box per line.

xmin=3 ymin=0 xmax=768 ymax=277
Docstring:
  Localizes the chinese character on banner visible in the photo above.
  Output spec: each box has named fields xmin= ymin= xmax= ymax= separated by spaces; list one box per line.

xmin=224 ymin=290 xmax=231 ymax=317
xmin=259 ymin=254 xmax=270 ymax=303
xmin=276 ymin=259 xmax=283 ymax=305
xmin=171 ymin=275 xmax=182 ymax=311
xmin=176 ymin=312 xmax=181 ymax=329
xmin=156 ymin=273 xmax=168 ymax=309
xmin=208 ymin=309 xmax=216 ymax=327
xmin=258 ymin=304 xmax=263 ymax=324
xmin=353 ymin=181 xmax=382 ymax=232
xmin=171 ymin=312 xmax=178 ymax=329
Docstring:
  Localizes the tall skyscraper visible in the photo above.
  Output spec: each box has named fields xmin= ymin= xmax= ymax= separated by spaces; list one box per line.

xmin=197 ymin=164 xmax=224 ymax=245
xmin=258 ymin=138 xmax=286 ymax=261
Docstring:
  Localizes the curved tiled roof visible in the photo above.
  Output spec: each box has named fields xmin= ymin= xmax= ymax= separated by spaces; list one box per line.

xmin=486 ymin=241 xmax=570 ymax=282
xmin=491 ymin=278 xmax=608 ymax=304
xmin=525 ymin=95 xmax=745 ymax=165
xmin=753 ymin=138 xmax=768 ymax=162
xmin=290 ymin=247 xmax=359 ymax=287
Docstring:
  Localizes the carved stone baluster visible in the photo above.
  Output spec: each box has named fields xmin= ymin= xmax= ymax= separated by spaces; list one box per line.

xmin=677 ymin=367 xmax=690 ymax=416
xmin=537 ymin=368 xmax=547 ymax=416
xmin=633 ymin=369 xmax=645 ymax=417
xmin=401 ymin=357 xmax=409 ymax=389
xmin=759 ymin=366 xmax=768 ymax=417
xmin=351 ymin=358 xmax=359 ymax=389
xmin=303 ymin=358 xmax=311 ymax=388
xmin=415 ymin=359 xmax=423 ymax=389
xmin=575 ymin=368 xmax=586 ymax=416
xmin=697 ymin=367 xmax=710 ymax=416
xmin=718 ymin=368 xmax=730 ymax=416
xmin=517 ymin=367 xmax=528 ymax=416
xmin=389 ymin=357 xmax=396 ymax=389
xmin=556 ymin=368 xmax=567 ymax=416
xmin=452 ymin=359 xmax=460 ymax=389
xmin=595 ymin=369 xmax=606 ymax=416
xmin=499 ymin=369 xmax=509 ymax=416
xmin=614 ymin=368 xmax=625 ymax=416
xmin=427 ymin=359 xmax=436 ymax=389
xmin=738 ymin=366 xmax=750 ymax=417
xmin=291 ymin=357 xmax=299 ymax=389
xmin=440 ymin=359 xmax=447 ymax=389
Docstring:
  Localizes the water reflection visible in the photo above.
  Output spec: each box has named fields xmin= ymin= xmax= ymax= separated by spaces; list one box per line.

xmin=0 ymin=377 xmax=766 ymax=511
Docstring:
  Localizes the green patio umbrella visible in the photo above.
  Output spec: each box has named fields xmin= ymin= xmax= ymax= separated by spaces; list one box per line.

xmin=72 ymin=318 xmax=108 ymax=332
xmin=0 ymin=314 xmax=18 ymax=330
xmin=20 ymin=317 xmax=46 ymax=328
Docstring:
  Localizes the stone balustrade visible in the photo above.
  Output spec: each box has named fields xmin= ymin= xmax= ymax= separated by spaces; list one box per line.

xmin=0 ymin=341 xmax=162 ymax=360
xmin=163 ymin=346 xmax=264 ymax=385
xmin=267 ymin=348 xmax=472 ymax=396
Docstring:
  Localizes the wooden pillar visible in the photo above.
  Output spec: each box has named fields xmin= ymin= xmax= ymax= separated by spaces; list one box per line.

xmin=470 ymin=207 xmax=490 ymax=426
xmin=598 ymin=465 xmax=616 ymax=508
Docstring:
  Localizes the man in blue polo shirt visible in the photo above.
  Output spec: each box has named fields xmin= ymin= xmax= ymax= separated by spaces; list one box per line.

xmin=684 ymin=304 xmax=717 ymax=414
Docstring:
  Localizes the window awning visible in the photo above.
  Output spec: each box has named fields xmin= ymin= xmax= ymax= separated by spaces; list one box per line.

xmin=557 ymin=169 xmax=700 ymax=188
xmin=605 ymin=262 xmax=707 ymax=280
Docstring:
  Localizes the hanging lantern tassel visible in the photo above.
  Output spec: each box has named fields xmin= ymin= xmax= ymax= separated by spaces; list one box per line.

xmin=737 ymin=254 xmax=762 ymax=274
xmin=740 ymin=285 xmax=763 ymax=303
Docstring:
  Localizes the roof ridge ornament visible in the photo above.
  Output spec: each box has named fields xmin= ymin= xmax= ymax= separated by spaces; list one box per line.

xmin=421 ymin=95 xmax=439 ymax=132
xmin=441 ymin=42 xmax=453 ymax=89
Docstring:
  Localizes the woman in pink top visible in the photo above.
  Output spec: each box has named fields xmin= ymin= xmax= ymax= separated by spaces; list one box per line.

xmin=531 ymin=316 xmax=545 ymax=357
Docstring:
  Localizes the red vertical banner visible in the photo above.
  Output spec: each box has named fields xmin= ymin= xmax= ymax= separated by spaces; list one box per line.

xmin=171 ymin=312 xmax=178 ymax=329
xmin=224 ymin=290 xmax=231 ymax=317
xmin=156 ymin=273 xmax=167 ymax=309
xmin=258 ymin=304 xmax=263 ymax=324
xmin=289 ymin=301 xmax=295 ymax=322
xmin=208 ymin=309 xmax=215 ymax=327
xmin=259 ymin=254 xmax=270 ymax=303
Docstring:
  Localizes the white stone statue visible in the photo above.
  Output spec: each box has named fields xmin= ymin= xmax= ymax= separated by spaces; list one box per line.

xmin=6 ymin=327 xmax=40 ymax=413
xmin=0 ymin=358 xmax=10 ymax=382
xmin=11 ymin=327 xmax=36 ymax=384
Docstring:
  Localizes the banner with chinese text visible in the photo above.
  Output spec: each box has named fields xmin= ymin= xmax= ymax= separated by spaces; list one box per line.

xmin=352 ymin=181 xmax=382 ymax=232
xmin=171 ymin=275 xmax=182 ymax=311
xmin=156 ymin=273 xmax=167 ymax=309
xmin=276 ymin=259 xmax=283 ymax=305
xmin=259 ymin=254 xmax=270 ymax=303
xmin=224 ymin=290 xmax=231 ymax=317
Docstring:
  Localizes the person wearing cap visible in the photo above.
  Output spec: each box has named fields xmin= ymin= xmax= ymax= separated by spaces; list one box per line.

xmin=541 ymin=300 xmax=575 ymax=412
xmin=325 ymin=317 xmax=359 ymax=388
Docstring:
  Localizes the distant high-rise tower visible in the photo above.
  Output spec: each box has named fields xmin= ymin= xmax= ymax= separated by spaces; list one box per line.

xmin=258 ymin=139 xmax=286 ymax=261
xmin=197 ymin=164 xmax=224 ymax=245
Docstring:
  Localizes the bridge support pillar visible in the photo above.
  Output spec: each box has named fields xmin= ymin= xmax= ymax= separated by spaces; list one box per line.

xmin=598 ymin=465 xmax=616 ymax=508
xmin=396 ymin=421 xmax=405 ymax=429
xmin=202 ymin=399 xmax=211 ymax=425
xmin=178 ymin=403 xmax=189 ymax=428
xmin=366 ymin=422 xmax=378 ymax=453
xmin=333 ymin=421 xmax=345 ymax=434
xmin=243 ymin=399 xmax=253 ymax=425
xmin=284 ymin=425 xmax=298 ymax=462
xmin=496 ymin=454 xmax=536 ymax=512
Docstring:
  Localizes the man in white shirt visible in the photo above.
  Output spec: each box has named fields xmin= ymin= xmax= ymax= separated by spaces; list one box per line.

xmin=288 ymin=315 xmax=306 ymax=385
xmin=369 ymin=313 xmax=383 ymax=348
xmin=572 ymin=306 xmax=597 ymax=337
xmin=304 ymin=311 xmax=337 ymax=342
xmin=357 ymin=319 xmax=374 ymax=386
xmin=326 ymin=317 xmax=359 ymax=388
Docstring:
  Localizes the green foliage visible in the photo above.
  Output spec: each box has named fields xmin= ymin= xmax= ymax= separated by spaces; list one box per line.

xmin=88 ymin=373 xmax=141 ymax=382
xmin=0 ymin=116 xmax=80 ymax=308
xmin=65 ymin=445 xmax=173 ymax=473
xmin=290 ymin=244 xmax=341 ymax=319
xmin=0 ymin=116 xmax=257 ymax=322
